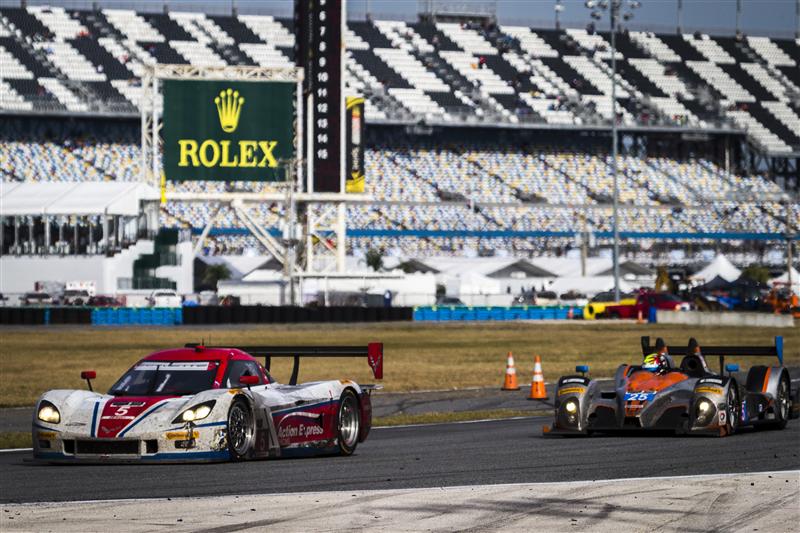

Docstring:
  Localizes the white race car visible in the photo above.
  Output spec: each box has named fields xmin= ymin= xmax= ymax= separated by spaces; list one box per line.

xmin=33 ymin=343 xmax=383 ymax=462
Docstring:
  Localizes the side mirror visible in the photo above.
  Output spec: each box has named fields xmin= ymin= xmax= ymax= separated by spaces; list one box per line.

xmin=239 ymin=375 xmax=259 ymax=389
xmin=81 ymin=370 xmax=96 ymax=392
xmin=725 ymin=363 xmax=739 ymax=374
xmin=576 ymin=365 xmax=589 ymax=376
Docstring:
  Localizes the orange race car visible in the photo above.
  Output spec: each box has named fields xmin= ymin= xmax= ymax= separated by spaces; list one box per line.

xmin=545 ymin=336 xmax=796 ymax=437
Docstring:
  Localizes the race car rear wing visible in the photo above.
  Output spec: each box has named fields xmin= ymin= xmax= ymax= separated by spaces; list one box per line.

xmin=191 ymin=343 xmax=383 ymax=385
xmin=641 ymin=336 xmax=784 ymax=374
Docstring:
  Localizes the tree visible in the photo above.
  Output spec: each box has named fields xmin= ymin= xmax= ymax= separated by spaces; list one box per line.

xmin=365 ymin=248 xmax=383 ymax=272
xmin=740 ymin=264 xmax=770 ymax=284
xmin=202 ymin=263 xmax=232 ymax=290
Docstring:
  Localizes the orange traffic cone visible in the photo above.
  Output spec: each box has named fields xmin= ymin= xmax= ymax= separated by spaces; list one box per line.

xmin=637 ymin=309 xmax=645 ymax=324
xmin=528 ymin=355 xmax=548 ymax=400
xmin=502 ymin=351 xmax=520 ymax=390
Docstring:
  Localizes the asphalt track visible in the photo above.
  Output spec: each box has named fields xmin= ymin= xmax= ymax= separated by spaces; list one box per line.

xmin=2 ymin=416 xmax=798 ymax=504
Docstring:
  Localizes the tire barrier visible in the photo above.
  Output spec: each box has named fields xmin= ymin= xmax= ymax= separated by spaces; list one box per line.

xmin=0 ymin=306 xmax=412 ymax=325
xmin=0 ymin=307 xmax=91 ymax=325
xmin=413 ymin=306 xmax=583 ymax=321
xmin=181 ymin=306 xmax=412 ymax=324
xmin=92 ymin=308 xmax=182 ymax=326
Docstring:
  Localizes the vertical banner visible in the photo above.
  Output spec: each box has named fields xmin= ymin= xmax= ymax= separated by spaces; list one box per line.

xmin=295 ymin=0 xmax=344 ymax=193
xmin=345 ymin=96 xmax=365 ymax=193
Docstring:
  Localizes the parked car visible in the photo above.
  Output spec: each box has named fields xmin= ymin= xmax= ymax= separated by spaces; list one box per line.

xmin=559 ymin=291 xmax=589 ymax=307
xmin=514 ymin=290 xmax=559 ymax=306
xmin=87 ymin=295 xmax=122 ymax=307
xmin=147 ymin=290 xmax=182 ymax=308
xmin=601 ymin=291 xmax=691 ymax=319
xmin=60 ymin=289 xmax=90 ymax=306
xmin=582 ymin=291 xmax=637 ymax=319
xmin=436 ymin=296 xmax=465 ymax=306
xmin=19 ymin=292 xmax=53 ymax=306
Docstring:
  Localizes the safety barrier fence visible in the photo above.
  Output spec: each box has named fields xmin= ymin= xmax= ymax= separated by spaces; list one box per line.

xmin=413 ymin=305 xmax=583 ymax=321
xmin=0 ymin=306 xmax=413 ymax=325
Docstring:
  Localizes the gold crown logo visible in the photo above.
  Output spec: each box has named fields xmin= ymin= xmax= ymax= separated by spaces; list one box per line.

xmin=214 ymin=88 xmax=244 ymax=133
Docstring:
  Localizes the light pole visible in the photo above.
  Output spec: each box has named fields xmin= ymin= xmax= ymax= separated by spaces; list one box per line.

xmin=555 ymin=0 xmax=564 ymax=30
xmin=585 ymin=0 xmax=640 ymax=302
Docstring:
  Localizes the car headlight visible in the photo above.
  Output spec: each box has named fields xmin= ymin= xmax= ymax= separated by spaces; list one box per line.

xmin=693 ymin=398 xmax=716 ymax=426
xmin=563 ymin=398 xmax=580 ymax=424
xmin=173 ymin=400 xmax=216 ymax=424
xmin=38 ymin=401 xmax=60 ymax=424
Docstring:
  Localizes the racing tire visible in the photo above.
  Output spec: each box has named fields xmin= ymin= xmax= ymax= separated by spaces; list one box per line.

xmin=724 ymin=381 xmax=740 ymax=436
xmin=772 ymin=372 xmax=791 ymax=430
xmin=226 ymin=398 xmax=254 ymax=461
xmin=336 ymin=390 xmax=360 ymax=456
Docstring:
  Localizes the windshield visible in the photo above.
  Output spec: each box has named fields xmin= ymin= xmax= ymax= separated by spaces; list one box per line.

xmin=109 ymin=361 xmax=219 ymax=396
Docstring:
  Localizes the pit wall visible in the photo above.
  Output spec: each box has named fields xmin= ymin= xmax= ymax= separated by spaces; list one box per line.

xmin=657 ymin=310 xmax=795 ymax=328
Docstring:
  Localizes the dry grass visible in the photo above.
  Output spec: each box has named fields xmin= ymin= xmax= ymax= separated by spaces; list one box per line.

xmin=0 ymin=432 xmax=31 ymax=449
xmin=0 ymin=322 xmax=797 ymax=407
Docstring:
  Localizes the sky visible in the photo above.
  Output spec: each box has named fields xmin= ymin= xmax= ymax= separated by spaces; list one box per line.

xmin=6 ymin=0 xmax=799 ymax=38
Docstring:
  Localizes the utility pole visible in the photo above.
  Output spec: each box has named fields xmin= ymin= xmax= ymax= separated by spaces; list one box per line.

xmin=787 ymin=197 xmax=795 ymax=289
xmin=677 ymin=0 xmax=682 ymax=33
xmin=555 ymin=0 xmax=564 ymax=30
xmin=735 ymin=0 xmax=742 ymax=35
xmin=610 ymin=4 xmax=620 ymax=302
xmin=585 ymin=0 xmax=640 ymax=301
xmin=796 ymin=0 xmax=800 ymax=39
xmin=284 ymin=161 xmax=297 ymax=306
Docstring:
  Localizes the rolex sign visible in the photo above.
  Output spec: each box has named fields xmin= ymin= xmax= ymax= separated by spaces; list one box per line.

xmin=162 ymin=80 xmax=295 ymax=181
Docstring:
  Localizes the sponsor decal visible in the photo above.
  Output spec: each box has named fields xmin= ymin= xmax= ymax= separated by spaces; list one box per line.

xmin=277 ymin=423 xmax=325 ymax=440
xmin=135 ymin=361 xmax=210 ymax=371
xmin=624 ymin=392 xmax=656 ymax=402
xmin=695 ymin=386 xmax=723 ymax=395
xmin=562 ymin=378 xmax=589 ymax=385
xmin=718 ymin=410 xmax=726 ymax=424
xmin=37 ymin=431 xmax=56 ymax=439
xmin=558 ymin=387 xmax=586 ymax=396
xmin=699 ymin=378 xmax=723 ymax=385
xmin=165 ymin=430 xmax=199 ymax=441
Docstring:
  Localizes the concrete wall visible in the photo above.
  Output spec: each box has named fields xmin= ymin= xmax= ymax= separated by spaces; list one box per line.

xmin=657 ymin=310 xmax=795 ymax=328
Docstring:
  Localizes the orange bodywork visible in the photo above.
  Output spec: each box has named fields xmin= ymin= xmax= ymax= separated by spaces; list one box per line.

xmin=627 ymin=370 xmax=690 ymax=392
xmin=625 ymin=370 xmax=690 ymax=417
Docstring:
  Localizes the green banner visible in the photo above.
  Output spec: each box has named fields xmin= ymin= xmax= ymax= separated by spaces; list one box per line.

xmin=162 ymin=79 xmax=295 ymax=181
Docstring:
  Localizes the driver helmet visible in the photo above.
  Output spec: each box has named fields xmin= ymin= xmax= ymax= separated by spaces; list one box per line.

xmin=643 ymin=338 xmax=669 ymax=372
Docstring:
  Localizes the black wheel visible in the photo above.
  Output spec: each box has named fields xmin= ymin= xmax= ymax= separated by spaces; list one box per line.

xmin=336 ymin=390 xmax=360 ymax=456
xmin=724 ymin=382 xmax=740 ymax=436
xmin=773 ymin=373 xmax=790 ymax=430
xmin=227 ymin=398 xmax=254 ymax=461
xmin=608 ymin=311 xmax=620 ymax=320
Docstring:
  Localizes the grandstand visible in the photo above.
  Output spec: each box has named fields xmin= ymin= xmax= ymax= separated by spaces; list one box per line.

xmin=0 ymin=3 xmax=798 ymax=272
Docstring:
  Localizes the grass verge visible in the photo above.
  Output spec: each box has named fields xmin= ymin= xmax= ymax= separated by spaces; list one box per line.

xmin=0 ymin=432 xmax=31 ymax=449
xmin=1 ymin=322 xmax=797 ymax=406
xmin=373 ymin=408 xmax=550 ymax=427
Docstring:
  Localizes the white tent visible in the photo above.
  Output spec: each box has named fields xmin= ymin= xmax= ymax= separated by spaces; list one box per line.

xmin=771 ymin=267 xmax=800 ymax=290
xmin=0 ymin=182 xmax=158 ymax=216
xmin=547 ymin=276 xmax=636 ymax=297
xmin=690 ymin=254 xmax=741 ymax=283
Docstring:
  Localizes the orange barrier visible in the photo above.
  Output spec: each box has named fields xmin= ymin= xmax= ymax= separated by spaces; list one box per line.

xmin=502 ymin=351 xmax=520 ymax=390
xmin=527 ymin=354 xmax=548 ymax=400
